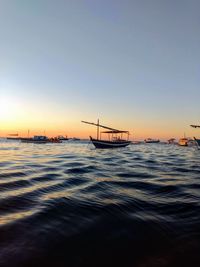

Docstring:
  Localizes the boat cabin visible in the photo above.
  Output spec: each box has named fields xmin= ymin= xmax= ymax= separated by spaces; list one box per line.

xmin=100 ymin=130 xmax=129 ymax=142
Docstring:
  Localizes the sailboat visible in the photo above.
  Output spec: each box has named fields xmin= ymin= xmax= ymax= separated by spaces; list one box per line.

xmin=190 ymin=124 xmax=200 ymax=147
xmin=82 ymin=120 xmax=131 ymax=148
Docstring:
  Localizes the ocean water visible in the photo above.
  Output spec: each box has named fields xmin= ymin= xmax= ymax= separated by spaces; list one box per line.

xmin=0 ymin=139 xmax=200 ymax=267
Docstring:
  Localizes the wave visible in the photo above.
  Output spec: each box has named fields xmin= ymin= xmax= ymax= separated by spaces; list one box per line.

xmin=0 ymin=141 xmax=200 ymax=266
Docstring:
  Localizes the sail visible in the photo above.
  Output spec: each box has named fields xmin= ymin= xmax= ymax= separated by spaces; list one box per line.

xmin=81 ymin=120 xmax=128 ymax=132
xmin=190 ymin=125 xmax=200 ymax=128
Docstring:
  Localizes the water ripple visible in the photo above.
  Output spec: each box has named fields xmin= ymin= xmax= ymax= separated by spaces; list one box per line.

xmin=0 ymin=140 xmax=200 ymax=266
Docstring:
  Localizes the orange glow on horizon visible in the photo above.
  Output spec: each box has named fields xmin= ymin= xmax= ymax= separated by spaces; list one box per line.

xmin=0 ymin=98 xmax=197 ymax=141
xmin=0 ymin=122 xmax=197 ymax=141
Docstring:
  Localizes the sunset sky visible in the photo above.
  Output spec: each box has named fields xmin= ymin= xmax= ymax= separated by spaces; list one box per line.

xmin=0 ymin=0 xmax=200 ymax=140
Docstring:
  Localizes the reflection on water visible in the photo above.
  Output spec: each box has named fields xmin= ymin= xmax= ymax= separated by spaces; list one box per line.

xmin=0 ymin=139 xmax=200 ymax=267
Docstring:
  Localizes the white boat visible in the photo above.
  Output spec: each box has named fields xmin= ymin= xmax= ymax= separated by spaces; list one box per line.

xmin=178 ymin=138 xmax=189 ymax=146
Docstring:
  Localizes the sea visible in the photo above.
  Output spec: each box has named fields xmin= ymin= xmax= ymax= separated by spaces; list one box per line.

xmin=0 ymin=139 xmax=200 ymax=267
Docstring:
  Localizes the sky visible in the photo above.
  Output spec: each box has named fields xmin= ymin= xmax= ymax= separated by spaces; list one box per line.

xmin=0 ymin=0 xmax=200 ymax=140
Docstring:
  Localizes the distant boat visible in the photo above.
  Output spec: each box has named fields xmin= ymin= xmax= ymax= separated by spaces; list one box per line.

xmin=190 ymin=124 xmax=200 ymax=148
xmin=178 ymin=137 xmax=189 ymax=146
xmin=6 ymin=137 xmax=21 ymax=140
xmin=57 ymin=135 xmax=69 ymax=141
xmin=21 ymin=136 xmax=62 ymax=143
xmin=167 ymin=138 xmax=176 ymax=144
xmin=194 ymin=137 xmax=200 ymax=147
xmin=48 ymin=137 xmax=62 ymax=143
xmin=21 ymin=136 xmax=49 ymax=144
xmin=82 ymin=120 xmax=131 ymax=149
xmin=6 ymin=133 xmax=21 ymax=140
xmin=144 ymin=138 xmax=160 ymax=143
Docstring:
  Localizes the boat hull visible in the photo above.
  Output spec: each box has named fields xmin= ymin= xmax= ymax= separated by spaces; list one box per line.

xmin=6 ymin=137 xmax=21 ymax=140
xmin=21 ymin=139 xmax=49 ymax=144
xmin=145 ymin=140 xmax=160 ymax=143
xmin=90 ymin=137 xmax=131 ymax=149
xmin=21 ymin=138 xmax=62 ymax=143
